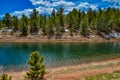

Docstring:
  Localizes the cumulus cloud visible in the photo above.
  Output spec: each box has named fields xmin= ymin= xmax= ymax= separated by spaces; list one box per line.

xmin=11 ymin=9 xmax=33 ymax=18
xmin=29 ymin=0 xmax=98 ymax=11
xmin=36 ymin=6 xmax=55 ymax=14
xmin=3 ymin=0 xmax=98 ymax=19
xmin=10 ymin=6 xmax=55 ymax=18
xmin=75 ymin=2 xmax=98 ymax=10
xmin=29 ymin=0 xmax=75 ymax=7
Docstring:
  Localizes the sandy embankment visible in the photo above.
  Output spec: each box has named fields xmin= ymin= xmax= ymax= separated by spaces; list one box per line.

xmin=0 ymin=38 xmax=119 ymax=42
xmin=4 ymin=58 xmax=120 ymax=80
xmin=0 ymin=34 xmax=119 ymax=42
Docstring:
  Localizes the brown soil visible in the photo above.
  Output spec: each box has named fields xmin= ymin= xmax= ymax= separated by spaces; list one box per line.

xmin=4 ymin=58 xmax=120 ymax=80
xmin=0 ymin=35 xmax=119 ymax=42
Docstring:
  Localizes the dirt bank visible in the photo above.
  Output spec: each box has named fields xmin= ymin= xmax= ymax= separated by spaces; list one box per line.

xmin=4 ymin=58 xmax=120 ymax=80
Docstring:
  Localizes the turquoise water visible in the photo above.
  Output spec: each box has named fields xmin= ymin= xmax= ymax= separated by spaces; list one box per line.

xmin=0 ymin=42 xmax=120 ymax=72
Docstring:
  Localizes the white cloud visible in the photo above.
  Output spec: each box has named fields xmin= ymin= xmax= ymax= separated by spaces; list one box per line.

xmin=11 ymin=9 xmax=33 ymax=18
xmin=29 ymin=0 xmax=75 ymax=7
xmin=10 ymin=6 xmax=55 ymax=18
xmin=76 ymin=2 xmax=98 ymax=10
xmin=77 ymin=2 xmax=89 ymax=8
xmin=36 ymin=6 xmax=55 ymax=14
xmin=52 ymin=0 xmax=75 ymax=7
xmin=6 ymin=1 xmax=98 ymax=19
xmin=13 ymin=9 xmax=33 ymax=15
xmin=90 ymin=5 xmax=98 ymax=10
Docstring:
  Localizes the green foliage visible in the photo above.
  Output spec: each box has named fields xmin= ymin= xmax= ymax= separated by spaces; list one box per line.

xmin=26 ymin=51 xmax=46 ymax=80
xmin=20 ymin=14 xmax=28 ymax=36
xmin=57 ymin=7 xmax=64 ymax=32
xmin=38 ymin=14 xmax=47 ymax=35
xmin=1 ymin=7 xmax=120 ymax=36
xmin=11 ymin=16 xmax=19 ymax=31
xmin=3 ymin=13 xmax=11 ymax=28
xmin=0 ymin=21 xmax=3 ymax=28
xmin=66 ymin=11 xmax=74 ymax=36
xmin=30 ymin=9 xmax=39 ymax=33
xmin=82 ymin=70 xmax=120 ymax=80
xmin=0 ymin=73 xmax=12 ymax=80
xmin=42 ymin=15 xmax=47 ymax=35
xmin=80 ymin=14 xmax=89 ymax=37
xmin=47 ymin=16 xmax=55 ymax=37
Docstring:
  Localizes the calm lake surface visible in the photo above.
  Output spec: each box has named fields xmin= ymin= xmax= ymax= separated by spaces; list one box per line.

xmin=0 ymin=42 xmax=120 ymax=72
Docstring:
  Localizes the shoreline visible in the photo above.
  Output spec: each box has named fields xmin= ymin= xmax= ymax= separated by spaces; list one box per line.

xmin=0 ymin=34 xmax=119 ymax=42
xmin=4 ymin=58 xmax=120 ymax=80
xmin=0 ymin=38 xmax=119 ymax=43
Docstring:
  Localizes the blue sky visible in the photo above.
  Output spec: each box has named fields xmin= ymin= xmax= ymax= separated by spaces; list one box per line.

xmin=0 ymin=0 xmax=120 ymax=19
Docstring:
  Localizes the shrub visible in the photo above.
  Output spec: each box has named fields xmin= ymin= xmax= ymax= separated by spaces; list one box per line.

xmin=26 ymin=51 xmax=46 ymax=80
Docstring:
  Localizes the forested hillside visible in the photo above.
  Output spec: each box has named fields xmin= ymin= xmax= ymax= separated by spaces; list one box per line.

xmin=0 ymin=7 xmax=120 ymax=38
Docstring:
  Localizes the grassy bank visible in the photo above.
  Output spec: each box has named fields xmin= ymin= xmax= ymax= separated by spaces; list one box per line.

xmin=81 ymin=70 xmax=120 ymax=80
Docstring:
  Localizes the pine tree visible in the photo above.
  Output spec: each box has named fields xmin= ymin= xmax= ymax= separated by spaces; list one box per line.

xmin=26 ymin=51 xmax=46 ymax=80
xmin=67 ymin=11 xmax=74 ymax=36
xmin=81 ymin=14 xmax=89 ymax=37
xmin=57 ymin=7 xmax=64 ymax=32
xmin=12 ymin=15 xmax=19 ymax=31
xmin=3 ymin=13 xmax=11 ymax=28
xmin=0 ymin=20 xmax=3 ymax=29
xmin=51 ymin=9 xmax=56 ymax=26
xmin=39 ymin=14 xmax=43 ymax=29
xmin=47 ymin=16 xmax=54 ymax=37
xmin=30 ymin=9 xmax=39 ymax=34
xmin=42 ymin=15 xmax=47 ymax=35
xmin=20 ymin=14 xmax=28 ymax=36
xmin=39 ymin=14 xmax=47 ymax=35
xmin=71 ymin=8 xmax=79 ymax=33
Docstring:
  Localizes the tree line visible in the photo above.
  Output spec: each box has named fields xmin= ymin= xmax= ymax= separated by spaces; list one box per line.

xmin=0 ymin=7 xmax=120 ymax=37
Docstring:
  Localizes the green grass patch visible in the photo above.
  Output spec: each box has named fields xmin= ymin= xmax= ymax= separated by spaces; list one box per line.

xmin=81 ymin=70 xmax=120 ymax=80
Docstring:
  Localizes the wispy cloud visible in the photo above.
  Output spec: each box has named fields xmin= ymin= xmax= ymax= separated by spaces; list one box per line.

xmin=102 ymin=0 xmax=120 ymax=8
xmin=103 ymin=0 xmax=120 ymax=5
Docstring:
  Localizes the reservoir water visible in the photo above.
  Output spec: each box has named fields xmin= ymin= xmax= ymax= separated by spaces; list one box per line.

xmin=0 ymin=42 xmax=120 ymax=72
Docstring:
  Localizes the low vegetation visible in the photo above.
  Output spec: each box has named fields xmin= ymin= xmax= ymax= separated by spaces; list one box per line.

xmin=81 ymin=70 xmax=120 ymax=80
